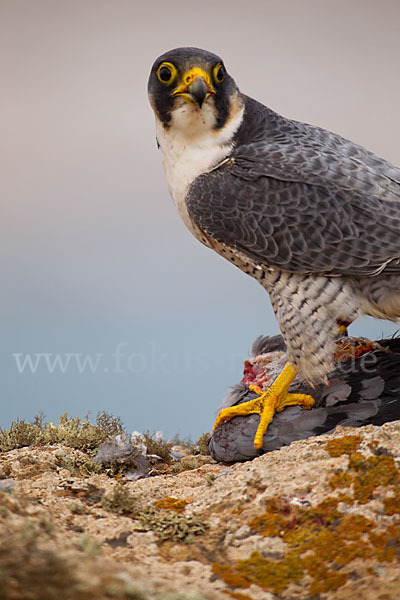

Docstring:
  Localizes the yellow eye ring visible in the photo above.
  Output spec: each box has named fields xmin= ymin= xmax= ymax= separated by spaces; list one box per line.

xmin=157 ymin=62 xmax=177 ymax=85
xmin=213 ymin=63 xmax=224 ymax=83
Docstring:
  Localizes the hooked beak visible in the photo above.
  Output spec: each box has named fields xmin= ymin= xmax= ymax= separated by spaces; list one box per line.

xmin=187 ymin=77 xmax=209 ymax=108
xmin=172 ymin=68 xmax=215 ymax=108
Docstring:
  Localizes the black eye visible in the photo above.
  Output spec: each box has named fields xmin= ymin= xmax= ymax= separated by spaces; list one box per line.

xmin=159 ymin=66 xmax=171 ymax=81
xmin=157 ymin=62 xmax=177 ymax=85
xmin=213 ymin=63 xmax=224 ymax=83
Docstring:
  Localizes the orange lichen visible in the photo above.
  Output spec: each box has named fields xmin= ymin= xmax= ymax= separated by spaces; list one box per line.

xmin=248 ymin=511 xmax=290 ymax=538
xmin=349 ymin=452 xmax=399 ymax=504
xmin=154 ymin=497 xmax=187 ymax=513
xmin=223 ymin=489 xmax=396 ymax=595
xmin=211 ymin=563 xmax=249 ymax=589
xmin=383 ymin=494 xmax=400 ymax=516
xmin=324 ymin=435 xmax=363 ymax=457
xmin=231 ymin=508 xmax=243 ymax=515
xmin=336 ymin=514 xmax=375 ymax=539
xmin=213 ymin=437 xmax=400 ymax=597
xmin=235 ymin=551 xmax=304 ymax=595
xmin=329 ymin=470 xmax=353 ymax=489
xmin=369 ymin=525 xmax=400 ymax=562
xmin=334 ymin=492 xmax=354 ymax=505
xmin=308 ymin=568 xmax=348 ymax=596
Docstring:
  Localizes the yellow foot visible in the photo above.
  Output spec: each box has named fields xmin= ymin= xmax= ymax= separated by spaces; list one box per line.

xmin=213 ymin=363 xmax=315 ymax=450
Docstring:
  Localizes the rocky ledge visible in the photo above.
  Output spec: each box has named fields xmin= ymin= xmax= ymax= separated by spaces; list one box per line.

xmin=1 ymin=421 xmax=400 ymax=600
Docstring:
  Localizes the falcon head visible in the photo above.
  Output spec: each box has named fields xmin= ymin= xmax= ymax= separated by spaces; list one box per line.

xmin=148 ymin=47 xmax=243 ymax=134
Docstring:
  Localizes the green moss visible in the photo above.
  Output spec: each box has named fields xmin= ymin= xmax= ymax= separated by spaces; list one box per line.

xmin=324 ymin=435 xmax=363 ymax=457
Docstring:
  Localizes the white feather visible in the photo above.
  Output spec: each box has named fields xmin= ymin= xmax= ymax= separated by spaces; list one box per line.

xmin=155 ymin=99 xmax=244 ymax=238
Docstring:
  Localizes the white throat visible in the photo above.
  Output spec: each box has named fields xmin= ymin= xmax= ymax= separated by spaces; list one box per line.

xmin=155 ymin=99 xmax=244 ymax=235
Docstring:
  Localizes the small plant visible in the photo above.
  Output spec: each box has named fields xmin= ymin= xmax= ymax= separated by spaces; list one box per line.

xmin=194 ymin=433 xmax=211 ymax=456
xmin=0 ymin=411 xmax=125 ymax=454
xmin=142 ymin=431 xmax=173 ymax=463
xmin=134 ymin=507 xmax=207 ymax=542
xmin=170 ymin=459 xmax=199 ymax=474
xmin=101 ymin=485 xmax=141 ymax=516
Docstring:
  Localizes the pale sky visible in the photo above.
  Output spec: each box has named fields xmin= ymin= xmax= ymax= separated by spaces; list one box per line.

xmin=1 ymin=0 xmax=399 ymax=438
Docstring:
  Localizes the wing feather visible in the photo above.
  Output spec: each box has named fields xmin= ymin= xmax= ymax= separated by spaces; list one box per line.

xmin=187 ymin=118 xmax=400 ymax=277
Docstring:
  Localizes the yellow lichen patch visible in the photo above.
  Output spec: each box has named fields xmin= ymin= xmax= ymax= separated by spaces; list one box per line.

xmin=329 ymin=470 xmax=353 ymax=490
xmin=308 ymin=567 xmax=348 ymax=596
xmin=369 ymin=525 xmax=400 ymax=563
xmin=324 ymin=435 xmax=363 ymax=457
xmin=248 ymin=511 xmax=289 ymax=538
xmin=235 ymin=551 xmax=304 ymax=595
xmin=349 ymin=452 xmax=400 ymax=504
xmin=215 ymin=491 xmax=396 ymax=596
xmin=154 ymin=497 xmax=187 ymax=513
xmin=334 ymin=492 xmax=354 ymax=505
xmin=302 ymin=526 xmax=372 ymax=568
xmin=211 ymin=563 xmax=249 ymax=589
xmin=335 ymin=514 xmax=375 ymax=540
xmin=298 ymin=496 xmax=342 ymax=527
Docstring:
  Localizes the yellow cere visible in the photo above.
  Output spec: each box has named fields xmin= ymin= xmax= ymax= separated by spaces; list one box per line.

xmin=172 ymin=67 xmax=215 ymax=96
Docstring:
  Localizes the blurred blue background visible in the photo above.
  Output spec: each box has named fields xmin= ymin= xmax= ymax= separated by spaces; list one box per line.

xmin=1 ymin=0 xmax=399 ymax=438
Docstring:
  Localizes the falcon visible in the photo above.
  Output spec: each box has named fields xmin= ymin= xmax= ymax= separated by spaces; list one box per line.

xmin=148 ymin=47 xmax=400 ymax=449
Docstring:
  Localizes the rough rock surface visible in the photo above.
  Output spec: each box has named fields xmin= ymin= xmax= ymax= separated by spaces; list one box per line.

xmin=1 ymin=422 xmax=400 ymax=599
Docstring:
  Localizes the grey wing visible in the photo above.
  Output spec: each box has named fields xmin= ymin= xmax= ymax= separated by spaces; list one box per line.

xmin=187 ymin=139 xmax=400 ymax=276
